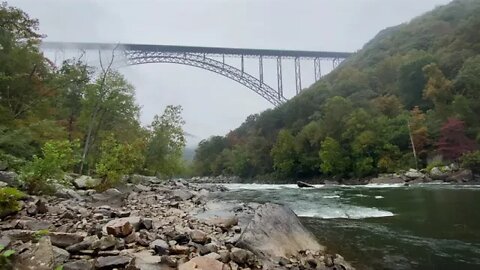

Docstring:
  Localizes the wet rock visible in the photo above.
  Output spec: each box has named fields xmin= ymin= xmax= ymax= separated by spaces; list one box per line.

xmin=369 ymin=175 xmax=405 ymax=184
xmin=49 ymin=232 xmax=85 ymax=248
xmin=150 ymin=239 xmax=169 ymax=255
xmin=95 ymin=255 xmax=131 ymax=269
xmin=190 ymin=229 xmax=208 ymax=244
xmin=179 ymin=256 xmax=225 ymax=270
xmin=297 ymin=181 xmax=315 ymax=188
xmin=73 ymin=175 xmax=100 ymax=189
xmin=66 ymin=235 xmax=99 ymax=252
xmin=236 ymin=203 xmax=324 ymax=258
xmin=63 ymin=259 xmax=94 ymax=270
xmin=105 ymin=218 xmax=134 ymax=237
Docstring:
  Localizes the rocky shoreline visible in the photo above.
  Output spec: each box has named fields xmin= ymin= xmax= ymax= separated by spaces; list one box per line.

xmin=0 ymin=175 xmax=354 ymax=270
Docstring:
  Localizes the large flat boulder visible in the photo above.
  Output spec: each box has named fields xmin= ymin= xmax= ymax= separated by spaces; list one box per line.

xmin=236 ymin=203 xmax=324 ymax=258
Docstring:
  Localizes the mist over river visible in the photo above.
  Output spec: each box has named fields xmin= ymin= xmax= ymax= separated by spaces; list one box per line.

xmin=213 ymin=183 xmax=480 ymax=270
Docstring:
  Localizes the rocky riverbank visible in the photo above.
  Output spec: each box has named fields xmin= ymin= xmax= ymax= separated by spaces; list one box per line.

xmin=0 ymin=175 xmax=354 ymax=270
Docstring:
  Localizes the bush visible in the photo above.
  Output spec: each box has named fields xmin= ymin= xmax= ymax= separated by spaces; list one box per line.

xmin=0 ymin=187 xmax=26 ymax=218
xmin=95 ymin=135 xmax=145 ymax=191
xmin=20 ymin=140 xmax=79 ymax=194
xmin=460 ymin=151 xmax=480 ymax=175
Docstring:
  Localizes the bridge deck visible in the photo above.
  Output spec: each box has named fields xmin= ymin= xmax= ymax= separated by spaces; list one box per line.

xmin=41 ymin=42 xmax=352 ymax=59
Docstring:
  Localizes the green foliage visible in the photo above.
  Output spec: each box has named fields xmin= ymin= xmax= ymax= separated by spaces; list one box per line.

xmin=20 ymin=140 xmax=79 ymax=194
xmin=145 ymin=105 xmax=186 ymax=178
xmin=0 ymin=244 xmax=16 ymax=269
xmin=95 ymin=134 xmax=145 ymax=190
xmin=0 ymin=187 xmax=25 ymax=218
xmin=319 ymin=137 xmax=350 ymax=176
xmin=271 ymin=130 xmax=297 ymax=177
xmin=460 ymin=150 xmax=480 ymax=175
xmin=33 ymin=229 xmax=50 ymax=240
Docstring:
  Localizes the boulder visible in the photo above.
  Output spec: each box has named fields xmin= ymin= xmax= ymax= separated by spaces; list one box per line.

xmin=66 ymin=235 xmax=99 ymax=252
xmin=49 ymin=232 xmax=85 ymax=248
xmin=91 ymin=235 xmax=118 ymax=250
xmin=447 ymin=169 xmax=473 ymax=182
xmin=430 ymin=167 xmax=448 ymax=180
xmin=105 ymin=218 xmax=134 ymax=237
xmin=92 ymin=188 xmax=125 ymax=206
xmin=297 ymin=181 xmax=315 ymax=188
xmin=63 ymin=260 xmax=94 ymax=270
xmin=207 ymin=216 xmax=238 ymax=230
xmin=55 ymin=187 xmax=83 ymax=201
xmin=405 ymin=169 xmax=424 ymax=179
xmin=178 ymin=256 xmax=225 ymax=270
xmin=95 ymin=255 xmax=131 ymax=269
xmin=14 ymin=237 xmax=55 ymax=270
xmin=236 ymin=203 xmax=324 ymax=258
xmin=73 ymin=175 xmax=100 ymax=189
xmin=230 ymin=247 xmax=254 ymax=265
xmin=126 ymin=250 xmax=163 ymax=270
xmin=0 ymin=171 xmax=18 ymax=186
xmin=172 ymin=189 xmax=194 ymax=201
xmin=0 ymin=181 xmax=7 ymax=187
xmin=52 ymin=246 xmax=70 ymax=265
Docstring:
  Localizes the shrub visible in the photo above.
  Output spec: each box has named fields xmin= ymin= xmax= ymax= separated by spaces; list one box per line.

xmin=95 ymin=135 xmax=145 ymax=191
xmin=460 ymin=151 xmax=480 ymax=175
xmin=0 ymin=187 xmax=26 ymax=218
xmin=20 ymin=140 xmax=79 ymax=194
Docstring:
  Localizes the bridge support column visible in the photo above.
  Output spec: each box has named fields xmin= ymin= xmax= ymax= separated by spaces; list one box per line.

xmin=241 ymin=55 xmax=244 ymax=76
xmin=295 ymin=57 xmax=302 ymax=94
xmin=276 ymin=57 xmax=283 ymax=98
xmin=314 ymin=58 xmax=321 ymax=81
xmin=259 ymin=56 xmax=264 ymax=84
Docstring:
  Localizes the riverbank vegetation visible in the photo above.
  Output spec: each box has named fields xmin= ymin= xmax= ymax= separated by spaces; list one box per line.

xmin=0 ymin=3 xmax=188 ymax=195
xmin=194 ymin=0 xmax=480 ymax=180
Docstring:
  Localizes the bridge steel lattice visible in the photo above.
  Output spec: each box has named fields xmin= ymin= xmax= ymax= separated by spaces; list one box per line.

xmin=41 ymin=42 xmax=352 ymax=106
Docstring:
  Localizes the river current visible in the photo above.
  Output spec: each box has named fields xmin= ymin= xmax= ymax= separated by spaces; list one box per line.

xmin=213 ymin=183 xmax=480 ymax=270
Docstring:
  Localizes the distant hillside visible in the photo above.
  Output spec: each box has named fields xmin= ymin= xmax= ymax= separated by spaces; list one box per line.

xmin=193 ymin=0 xmax=480 ymax=180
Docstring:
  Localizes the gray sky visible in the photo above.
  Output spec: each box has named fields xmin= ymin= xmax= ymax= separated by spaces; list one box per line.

xmin=11 ymin=0 xmax=451 ymax=146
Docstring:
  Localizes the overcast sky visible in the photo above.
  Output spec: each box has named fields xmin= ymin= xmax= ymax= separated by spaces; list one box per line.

xmin=11 ymin=0 xmax=452 ymax=146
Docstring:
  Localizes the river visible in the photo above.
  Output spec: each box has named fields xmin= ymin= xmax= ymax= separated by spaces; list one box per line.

xmin=212 ymin=183 xmax=480 ymax=270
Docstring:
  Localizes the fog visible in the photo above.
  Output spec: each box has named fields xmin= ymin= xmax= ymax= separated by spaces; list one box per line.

xmin=11 ymin=0 xmax=452 ymax=146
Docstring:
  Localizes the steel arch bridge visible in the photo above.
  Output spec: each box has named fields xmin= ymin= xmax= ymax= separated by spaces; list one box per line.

xmin=41 ymin=42 xmax=352 ymax=106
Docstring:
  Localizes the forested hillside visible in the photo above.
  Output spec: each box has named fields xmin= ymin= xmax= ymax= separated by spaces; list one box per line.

xmin=194 ymin=0 xmax=480 ymax=180
xmin=0 ymin=3 xmax=187 ymax=194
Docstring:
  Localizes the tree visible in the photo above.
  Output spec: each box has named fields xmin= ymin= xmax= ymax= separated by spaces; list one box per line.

xmin=422 ymin=63 xmax=453 ymax=120
xmin=271 ymin=130 xmax=297 ymax=177
xmin=145 ymin=105 xmax=186 ymax=177
xmin=194 ymin=136 xmax=227 ymax=176
xmin=437 ymin=118 xmax=477 ymax=160
xmin=319 ymin=137 xmax=350 ymax=176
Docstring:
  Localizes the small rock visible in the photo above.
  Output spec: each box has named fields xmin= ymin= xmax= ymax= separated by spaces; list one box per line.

xmin=91 ymin=235 xmax=118 ymax=250
xmin=170 ymin=245 xmax=190 ymax=255
xmin=105 ymin=219 xmax=134 ymax=237
xmin=49 ymin=232 xmax=85 ymax=248
xmin=95 ymin=255 xmax=131 ymax=269
xmin=150 ymin=239 xmax=169 ymax=255
xmin=66 ymin=235 xmax=99 ymax=253
xmin=205 ymin=252 xmax=222 ymax=260
xmin=190 ymin=229 xmax=208 ymax=244
xmin=172 ymin=189 xmax=194 ymax=201
xmin=141 ymin=218 xmax=153 ymax=230
xmin=230 ymin=247 xmax=251 ymax=265
xmin=179 ymin=256 xmax=225 ymax=270
xmin=63 ymin=259 xmax=94 ymax=270
xmin=73 ymin=175 xmax=100 ymax=189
